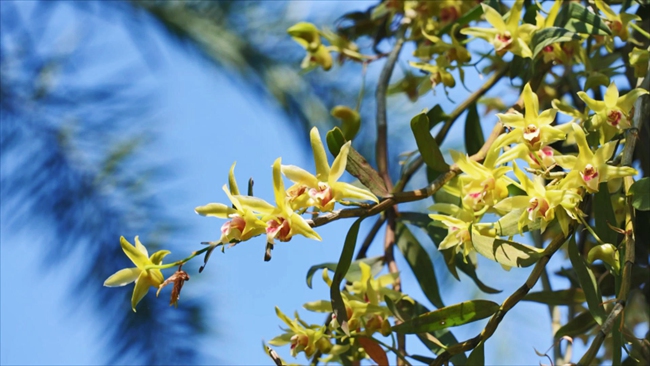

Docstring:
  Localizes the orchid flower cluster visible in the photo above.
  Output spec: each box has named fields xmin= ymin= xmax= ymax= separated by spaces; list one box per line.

xmin=430 ymin=82 xmax=644 ymax=266
xmin=103 ymin=0 xmax=650 ymax=364
xmin=105 ymin=127 xmax=378 ymax=311
xmin=269 ymin=263 xmax=400 ymax=363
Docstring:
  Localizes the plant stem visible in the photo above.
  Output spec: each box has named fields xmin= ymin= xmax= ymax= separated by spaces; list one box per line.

xmin=144 ymin=246 xmax=211 ymax=270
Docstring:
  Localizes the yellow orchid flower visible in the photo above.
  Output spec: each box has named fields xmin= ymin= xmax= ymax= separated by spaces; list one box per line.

xmin=494 ymin=163 xmax=580 ymax=236
xmin=429 ymin=203 xmax=477 ymax=259
xmin=577 ymin=82 xmax=649 ymax=143
xmin=194 ymin=163 xmax=269 ymax=245
xmin=269 ymin=307 xmax=329 ymax=358
xmin=594 ymin=0 xmax=640 ymax=42
xmin=629 ymin=47 xmax=649 ymax=79
xmin=247 ymin=158 xmax=321 ymax=244
xmin=281 ymin=127 xmax=377 ymax=212
xmin=461 ymin=0 xmax=534 ymax=58
xmin=494 ymin=83 xmax=567 ymax=165
xmin=556 ymin=124 xmax=637 ymax=193
xmin=448 ymin=148 xmax=511 ymax=213
xmin=104 ymin=236 xmax=170 ymax=312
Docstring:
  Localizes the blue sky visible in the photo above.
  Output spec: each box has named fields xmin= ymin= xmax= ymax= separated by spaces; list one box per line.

xmin=3 ymin=1 xmax=635 ymax=365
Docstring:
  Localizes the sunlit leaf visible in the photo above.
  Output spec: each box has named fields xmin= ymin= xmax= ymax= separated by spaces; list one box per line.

xmin=392 ymin=300 xmax=499 ymax=334
xmin=554 ymin=2 xmax=612 ymax=36
xmin=494 ymin=208 xmax=541 ymax=236
xmin=530 ymin=27 xmax=581 ymax=58
xmin=395 ymin=222 xmax=445 ymax=308
xmin=305 ymin=256 xmax=384 ymax=288
xmin=411 ymin=111 xmax=450 ymax=173
xmin=471 ymin=230 xmax=544 ymax=268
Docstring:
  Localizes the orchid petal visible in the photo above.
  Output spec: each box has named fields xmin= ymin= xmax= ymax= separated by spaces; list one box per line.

xmin=577 ymin=92 xmax=606 ymax=112
xmin=120 ymin=236 xmax=149 ymax=269
xmin=482 ymin=3 xmax=507 ymax=31
xmin=131 ymin=272 xmax=151 ymax=312
xmin=272 ymin=158 xmax=287 ymax=209
xmin=330 ymin=141 xmax=351 ymax=183
xmin=228 ymin=162 xmax=240 ymax=195
xmin=150 ymin=250 xmax=171 ymax=266
xmin=104 ymin=267 xmax=140 ymax=287
xmin=331 ymin=182 xmax=378 ymax=203
xmin=235 ymin=195 xmax=275 ymax=214
xmin=282 ymin=164 xmax=319 ymax=187
xmin=310 ymin=127 xmax=330 ymax=181
xmin=617 ymin=88 xmax=649 ymax=112
xmin=604 ymin=83 xmax=619 ymax=108
xmin=495 ymin=142 xmax=528 ymax=165
xmin=289 ymin=214 xmax=321 ymax=241
xmin=222 ymin=185 xmax=244 ymax=212
xmin=194 ymin=203 xmax=236 ymax=218
xmin=522 ymin=84 xmax=539 ymax=119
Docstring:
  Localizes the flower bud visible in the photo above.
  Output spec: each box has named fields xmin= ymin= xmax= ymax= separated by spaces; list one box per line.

xmin=587 ymin=243 xmax=620 ymax=274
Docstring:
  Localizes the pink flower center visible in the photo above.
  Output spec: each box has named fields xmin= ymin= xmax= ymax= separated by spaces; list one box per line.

xmin=581 ymin=164 xmax=598 ymax=182
xmin=527 ymin=197 xmax=550 ymax=221
xmin=309 ymin=184 xmax=333 ymax=208
xmin=543 ymin=45 xmax=554 ymax=53
xmin=266 ymin=217 xmax=292 ymax=242
xmin=220 ymin=216 xmax=246 ymax=242
xmin=607 ymin=110 xmax=623 ymax=127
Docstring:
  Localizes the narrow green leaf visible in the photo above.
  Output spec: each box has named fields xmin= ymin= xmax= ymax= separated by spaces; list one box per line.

xmin=594 ymin=182 xmax=619 ymax=245
xmin=555 ymin=310 xmax=597 ymax=338
xmin=555 ymin=2 xmax=612 ymax=36
xmin=410 ymin=355 xmax=436 ymax=364
xmin=327 ymin=128 xmax=389 ymax=198
xmin=630 ymin=177 xmax=650 ymax=211
xmin=398 ymin=213 xmax=501 ymax=293
xmin=392 ymin=300 xmax=499 ymax=334
xmin=305 ymin=256 xmax=384 ymax=289
xmin=395 ymin=222 xmax=445 ymax=308
xmin=331 ymin=217 xmax=365 ymax=332
xmin=467 ymin=341 xmax=485 ymax=365
xmin=530 ymin=27 xmax=581 ymax=58
xmin=471 ymin=230 xmax=544 ymax=268
xmin=426 ymin=104 xmax=449 ymax=130
xmin=384 ymin=296 xmax=468 ymax=364
xmin=567 ymin=236 xmax=607 ymax=325
xmin=464 ymin=103 xmax=484 ymax=155
xmin=411 ymin=111 xmax=450 ymax=173
xmin=523 ymin=289 xmax=587 ymax=305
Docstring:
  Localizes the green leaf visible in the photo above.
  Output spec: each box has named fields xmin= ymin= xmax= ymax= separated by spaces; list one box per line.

xmin=426 ymin=104 xmax=449 ymax=130
xmin=330 ymin=217 xmax=365 ymax=333
xmin=567 ymin=236 xmax=607 ymax=325
xmin=411 ymin=111 xmax=450 ymax=173
xmin=594 ymin=182 xmax=619 ymax=245
xmin=494 ymin=208 xmax=542 ymax=236
xmin=384 ymin=297 xmax=468 ymax=364
xmin=584 ymin=72 xmax=611 ymax=93
xmin=392 ymin=300 xmax=499 ymax=334
xmin=630 ymin=178 xmax=650 ymax=211
xmin=347 ymin=146 xmax=390 ymax=198
xmin=523 ymin=289 xmax=587 ymax=305
xmin=554 ymin=2 xmax=612 ymax=36
xmin=530 ymin=27 xmax=581 ymax=58
xmin=395 ymin=222 xmax=445 ymax=308
xmin=398 ymin=213 xmax=501 ymax=294
xmin=305 ymin=255 xmax=384 ymax=289
xmin=555 ymin=310 xmax=597 ymax=338
xmin=464 ymin=103 xmax=484 ymax=155
xmin=471 ymin=230 xmax=544 ymax=268
xmin=467 ymin=341 xmax=485 ymax=365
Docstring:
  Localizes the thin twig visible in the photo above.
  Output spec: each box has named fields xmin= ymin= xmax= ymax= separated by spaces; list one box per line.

xmin=394 ymin=66 xmax=508 ymax=193
xmin=375 ymin=27 xmax=406 ymax=192
xmin=431 ymin=227 xmax=576 ymax=366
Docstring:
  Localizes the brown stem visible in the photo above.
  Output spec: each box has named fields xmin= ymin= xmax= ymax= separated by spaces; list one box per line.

xmin=431 ymin=228 xmax=575 ymax=366
xmin=375 ymin=27 xmax=405 ymax=192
